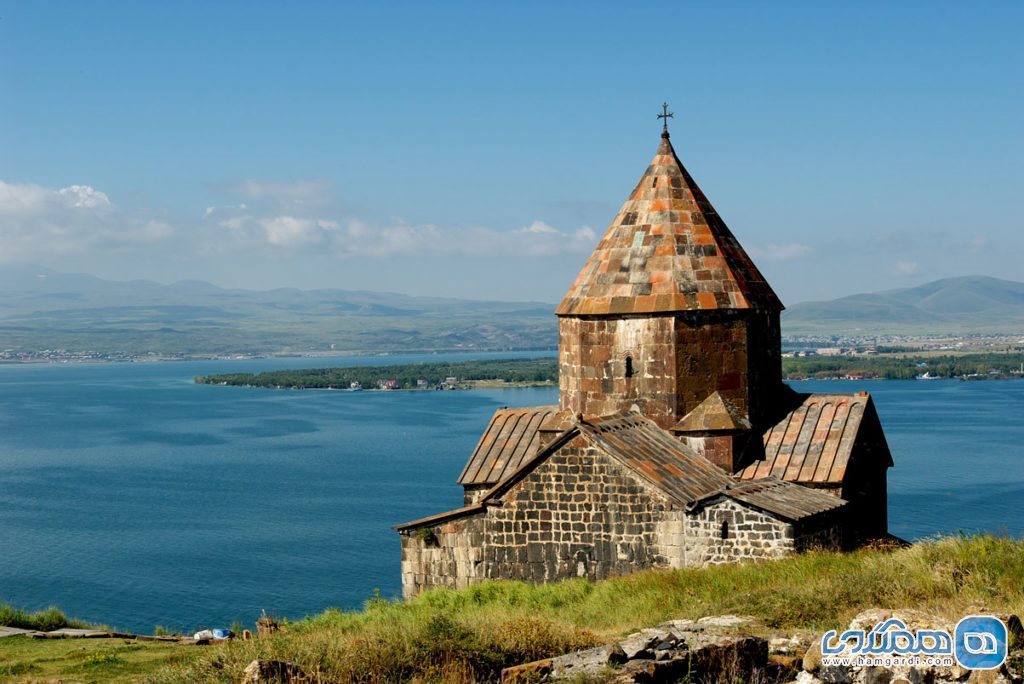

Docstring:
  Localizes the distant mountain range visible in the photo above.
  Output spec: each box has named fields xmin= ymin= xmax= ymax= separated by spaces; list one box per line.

xmin=1 ymin=268 xmax=1021 ymax=356
xmin=781 ymin=276 xmax=1024 ymax=335
xmin=0 ymin=265 xmax=557 ymax=356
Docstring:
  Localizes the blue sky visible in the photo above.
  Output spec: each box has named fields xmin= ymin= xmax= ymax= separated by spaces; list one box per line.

xmin=1 ymin=1 xmax=1020 ymax=304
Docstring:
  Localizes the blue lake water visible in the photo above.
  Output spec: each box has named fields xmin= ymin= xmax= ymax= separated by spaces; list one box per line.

xmin=0 ymin=354 xmax=1021 ymax=633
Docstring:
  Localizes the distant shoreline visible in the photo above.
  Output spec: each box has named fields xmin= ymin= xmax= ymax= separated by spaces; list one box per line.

xmin=194 ymin=358 xmax=560 ymax=391
xmin=199 ymin=381 xmax=558 ymax=391
xmin=0 ymin=348 xmax=558 ymax=367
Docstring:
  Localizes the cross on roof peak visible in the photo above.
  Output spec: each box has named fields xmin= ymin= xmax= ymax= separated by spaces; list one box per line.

xmin=658 ymin=102 xmax=674 ymax=137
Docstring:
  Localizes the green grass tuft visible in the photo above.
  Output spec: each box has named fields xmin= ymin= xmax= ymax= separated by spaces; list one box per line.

xmin=0 ymin=602 xmax=95 ymax=631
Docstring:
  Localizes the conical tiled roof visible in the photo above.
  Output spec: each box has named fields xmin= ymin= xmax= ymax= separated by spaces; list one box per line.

xmin=556 ymin=133 xmax=782 ymax=316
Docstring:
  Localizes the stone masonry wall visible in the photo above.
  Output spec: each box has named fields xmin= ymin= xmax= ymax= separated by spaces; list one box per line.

xmin=744 ymin=311 xmax=783 ymax=424
xmin=559 ymin=311 xmax=782 ymax=432
xmin=400 ymin=514 xmax=487 ymax=598
xmin=673 ymin=498 xmax=794 ymax=566
xmin=558 ymin=317 xmax=677 ymax=429
xmin=793 ymin=518 xmax=843 ymax=552
xmin=482 ymin=441 xmax=671 ymax=583
xmin=401 ymin=440 xmax=676 ymax=597
xmin=462 ymin=484 xmax=489 ymax=506
xmin=673 ymin=314 xmax=752 ymax=423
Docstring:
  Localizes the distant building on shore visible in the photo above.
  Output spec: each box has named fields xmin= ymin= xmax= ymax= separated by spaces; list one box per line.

xmin=396 ymin=118 xmax=893 ymax=597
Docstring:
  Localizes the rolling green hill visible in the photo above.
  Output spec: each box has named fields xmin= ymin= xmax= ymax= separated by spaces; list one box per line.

xmin=782 ymin=276 xmax=1024 ymax=335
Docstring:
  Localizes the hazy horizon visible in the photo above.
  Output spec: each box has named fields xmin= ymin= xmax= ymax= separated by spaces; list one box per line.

xmin=6 ymin=262 xmax=1023 ymax=310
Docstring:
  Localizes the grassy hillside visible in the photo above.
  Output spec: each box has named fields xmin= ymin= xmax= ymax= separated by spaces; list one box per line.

xmin=5 ymin=536 xmax=1015 ymax=683
xmin=145 ymin=535 xmax=1024 ymax=681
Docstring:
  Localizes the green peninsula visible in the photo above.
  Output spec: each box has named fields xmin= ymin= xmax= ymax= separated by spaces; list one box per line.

xmin=194 ymin=357 xmax=559 ymax=390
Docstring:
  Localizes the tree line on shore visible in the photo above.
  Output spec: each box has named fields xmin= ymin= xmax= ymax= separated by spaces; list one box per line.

xmin=194 ymin=358 xmax=559 ymax=389
xmin=783 ymin=352 xmax=1024 ymax=380
xmin=194 ymin=352 xmax=1024 ymax=389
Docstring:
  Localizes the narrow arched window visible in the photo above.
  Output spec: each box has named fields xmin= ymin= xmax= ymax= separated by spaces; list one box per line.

xmin=625 ymin=356 xmax=634 ymax=378
xmin=721 ymin=520 xmax=729 ymax=540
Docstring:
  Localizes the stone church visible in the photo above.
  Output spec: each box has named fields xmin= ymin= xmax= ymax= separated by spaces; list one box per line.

xmin=396 ymin=121 xmax=893 ymax=598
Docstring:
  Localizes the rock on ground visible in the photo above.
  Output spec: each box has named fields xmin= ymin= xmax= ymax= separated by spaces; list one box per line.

xmin=242 ymin=659 xmax=307 ymax=684
xmin=502 ymin=615 xmax=770 ymax=682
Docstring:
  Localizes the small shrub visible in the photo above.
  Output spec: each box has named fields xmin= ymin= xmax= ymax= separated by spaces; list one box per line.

xmin=414 ymin=527 xmax=439 ymax=546
xmin=0 ymin=663 xmax=39 ymax=676
xmin=83 ymin=651 xmax=122 ymax=666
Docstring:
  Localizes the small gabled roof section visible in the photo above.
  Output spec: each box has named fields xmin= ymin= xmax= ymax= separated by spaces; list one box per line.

xmin=538 ymin=409 xmax=576 ymax=435
xmin=576 ymin=412 xmax=734 ymax=504
xmin=556 ymin=133 xmax=782 ymax=317
xmin=672 ymin=391 xmax=752 ymax=433
xmin=457 ymin=405 xmax=558 ymax=486
xmin=688 ymin=477 xmax=846 ymax=522
xmin=394 ymin=503 xmax=485 ymax=532
xmin=738 ymin=393 xmax=893 ymax=485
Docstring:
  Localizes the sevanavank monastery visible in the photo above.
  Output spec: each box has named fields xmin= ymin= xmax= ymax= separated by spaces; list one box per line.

xmin=396 ymin=117 xmax=893 ymax=599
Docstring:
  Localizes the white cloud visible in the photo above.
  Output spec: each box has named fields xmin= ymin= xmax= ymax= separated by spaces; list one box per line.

xmin=263 ymin=216 xmax=340 ymax=247
xmin=200 ymin=201 xmax=598 ymax=258
xmin=520 ymin=220 xmax=559 ymax=235
xmin=750 ymin=242 xmax=811 ymax=262
xmin=891 ymin=260 xmax=919 ymax=276
xmin=0 ymin=180 xmax=171 ymax=261
xmin=221 ymin=179 xmax=331 ymax=205
xmin=204 ymin=203 xmax=246 ymax=218
xmin=58 ymin=185 xmax=112 ymax=209
xmin=967 ymin=236 xmax=988 ymax=252
xmin=0 ymin=175 xmax=599 ymax=269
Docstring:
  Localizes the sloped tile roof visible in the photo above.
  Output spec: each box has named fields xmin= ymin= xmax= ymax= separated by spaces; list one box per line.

xmin=672 ymin=391 xmax=752 ymax=432
xmin=577 ymin=412 xmax=734 ymax=504
xmin=556 ymin=133 xmax=782 ymax=316
xmin=394 ymin=503 xmax=484 ymax=531
xmin=739 ymin=393 xmax=892 ymax=485
xmin=690 ymin=477 xmax=846 ymax=522
xmin=402 ymin=408 xmax=858 ymax=532
xmin=457 ymin=405 xmax=558 ymax=486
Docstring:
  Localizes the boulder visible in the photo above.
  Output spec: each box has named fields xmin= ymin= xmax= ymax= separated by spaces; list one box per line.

xmin=772 ymin=635 xmax=810 ymax=655
xmin=607 ymin=642 xmax=629 ymax=665
xmin=687 ymin=634 xmax=768 ymax=681
xmin=550 ymin=645 xmax=616 ymax=678
xmin=241 ymin=659 xmax=306 ymax=684
xmin=617 ymin=657 xmax=689 ymax=683
xmin=695 ymin=615 xmax=756 ymax=631
xmin=619 ymin=630 xmax=672 ymax=659
xmin=792 ymin=671 xmax=824 ymax=684
xmin=500 ymin=658 xmax=553 ymax=683
xmin=803 ymin=640 xmax=823 ymax=674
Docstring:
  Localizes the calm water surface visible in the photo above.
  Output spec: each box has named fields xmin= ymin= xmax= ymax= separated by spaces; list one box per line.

xmin=0 ymin=355 xmax=1021 ymax=632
